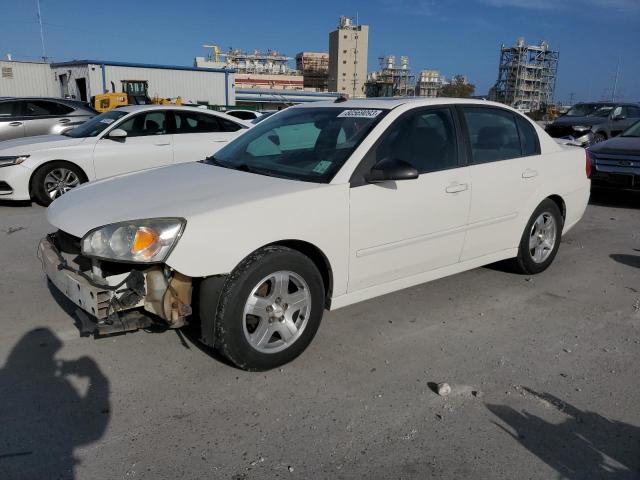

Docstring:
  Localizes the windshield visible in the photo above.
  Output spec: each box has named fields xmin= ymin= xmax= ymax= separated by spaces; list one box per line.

xmin=63 ymin=110 xmax=129 ymax=138
xmin=564 ymin=103 xmax=614 ymax=118
xmin=621 ymin=120 xmax=640 ymax=137
xmin=206 ymin=107 xmax=388 ymax=183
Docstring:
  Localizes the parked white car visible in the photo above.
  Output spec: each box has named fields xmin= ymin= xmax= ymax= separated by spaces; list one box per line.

xmin=41 ymin=98 xmax=590 ymax=370
xmin=0 ymin=105 xmax=249 ymax=205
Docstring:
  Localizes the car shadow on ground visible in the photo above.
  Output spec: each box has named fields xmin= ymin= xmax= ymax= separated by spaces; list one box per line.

xmin=589 ymin=189 xmax=640 ymax=209
xmin=0 ymin=200 xmax=32 ymax=208
xmin=0 ymin=328 xmax=110 ymax=480
xmin=610 ymin=253 xmax=640 ymax=269
xmin=487 ymin=388 xmax=640 ymax=479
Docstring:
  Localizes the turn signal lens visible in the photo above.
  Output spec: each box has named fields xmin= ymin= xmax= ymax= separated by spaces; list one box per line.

xmin=132 ymin=227 xmax=161 ymax=257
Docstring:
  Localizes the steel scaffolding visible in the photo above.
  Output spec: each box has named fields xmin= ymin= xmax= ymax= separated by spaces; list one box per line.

xmin=489 ymin=38 xmax=559 ymax=112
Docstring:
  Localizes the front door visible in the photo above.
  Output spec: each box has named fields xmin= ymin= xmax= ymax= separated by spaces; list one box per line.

xmin=93 ymin=110 xmax=173 ymax=179
xmin=348 ymin=107 xmax=471 ymax=292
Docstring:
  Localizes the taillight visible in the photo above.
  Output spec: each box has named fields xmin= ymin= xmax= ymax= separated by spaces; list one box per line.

xmin=585 ymin=150 xmax=593 ymax=179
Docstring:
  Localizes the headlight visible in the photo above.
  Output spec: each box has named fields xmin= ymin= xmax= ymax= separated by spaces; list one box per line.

xmin=573 ymin=126 xmax=591 ymax=132
xmin=81 ymin=218 xmax=185 ymax=263
xmin=0 ymin=155 xmax=29 ymax=168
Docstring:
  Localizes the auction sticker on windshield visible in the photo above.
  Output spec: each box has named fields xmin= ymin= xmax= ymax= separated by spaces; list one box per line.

xmin=337 ymin=109 xmax=382 ymax=118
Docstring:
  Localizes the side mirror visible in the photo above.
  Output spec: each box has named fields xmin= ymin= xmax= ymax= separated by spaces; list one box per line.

xmin=107 ymin=128 xmax=127 ymax=140
xmin=267 ymin=133 xmax=280 ymax=146
xmin=365 ymin=158 xmax=419 ymax=183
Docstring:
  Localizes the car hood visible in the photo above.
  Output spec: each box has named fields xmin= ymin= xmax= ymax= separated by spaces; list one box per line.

xmin=551 ymin=116 xmax=606 ymax=127
xmin=0 ymin=134 xmax=87 ymax=154
xmin=589 ymin=136 xmax=640 ymax=155
xmin=47 ymin=162 xmax=327 ymax=238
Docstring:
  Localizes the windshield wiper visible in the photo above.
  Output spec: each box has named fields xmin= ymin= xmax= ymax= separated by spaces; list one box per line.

xmin=204 ymin=156 xmax=261 ymax=174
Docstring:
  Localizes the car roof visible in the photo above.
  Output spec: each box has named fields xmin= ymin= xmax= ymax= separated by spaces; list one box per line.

xmin=116 ymin=104 xmax=230 ymax=114
xmin=289 ymin=97 xmax=514 ymax=110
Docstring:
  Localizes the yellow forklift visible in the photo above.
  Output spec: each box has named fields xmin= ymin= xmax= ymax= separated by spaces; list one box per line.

xmin=93 ymin=80 xmax=182 ymax=112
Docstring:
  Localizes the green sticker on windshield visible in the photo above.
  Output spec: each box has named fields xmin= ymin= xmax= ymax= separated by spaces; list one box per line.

xmin=313 ymin=160 xmax=332 ymax=174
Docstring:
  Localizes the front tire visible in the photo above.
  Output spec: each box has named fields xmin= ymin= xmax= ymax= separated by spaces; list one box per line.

xmin=511 ymin=199 xmax=563 ymax=275
xmin=201 ymin=246 xmax=325 ymax=371
xmin=32 ymin=161 xmax=86 ymax=206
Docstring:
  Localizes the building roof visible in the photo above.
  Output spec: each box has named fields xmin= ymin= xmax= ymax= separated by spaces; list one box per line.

xmin=50 ymin=59 xmax=234 ymax=74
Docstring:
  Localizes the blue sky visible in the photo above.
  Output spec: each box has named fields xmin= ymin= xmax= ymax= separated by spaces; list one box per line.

xmin=1 ymin=0 xmax=638 ymax=102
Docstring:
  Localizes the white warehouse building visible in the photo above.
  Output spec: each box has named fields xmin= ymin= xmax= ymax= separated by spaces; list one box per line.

xmin=0 ymin=59 xmax=235 ymax=106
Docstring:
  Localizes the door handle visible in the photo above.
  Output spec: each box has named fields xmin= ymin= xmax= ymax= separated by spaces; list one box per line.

xmin=445 ymin=183 xmax=469 ymax=193
xmin=154 ymin=143 xmax=171 ymax=146
xmin=58 ymin=118 xmax=71 ymax=124
xmin=9 ymin=122 xmax=22 ymax=127
xmin=212 ymin=140 xmax=227 ymax=143
xmin=522 ymin=169 xmax=538 ymax=179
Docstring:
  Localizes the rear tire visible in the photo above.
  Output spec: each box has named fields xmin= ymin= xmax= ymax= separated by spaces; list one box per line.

xmin=32 ymin=161 xmax=86 ymax=206
xmin=201 ymin=246 xmax=325 ymax=371
xmin=511 ymin=199 xmax=563 ymax=275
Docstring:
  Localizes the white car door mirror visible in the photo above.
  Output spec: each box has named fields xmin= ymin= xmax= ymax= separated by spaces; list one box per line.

xmin=108 ymin=128 xmax=128 ymax=140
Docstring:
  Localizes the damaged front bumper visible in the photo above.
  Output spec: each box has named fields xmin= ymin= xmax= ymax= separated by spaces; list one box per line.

xmin=39 ymin=232 xmax=193 ymax=335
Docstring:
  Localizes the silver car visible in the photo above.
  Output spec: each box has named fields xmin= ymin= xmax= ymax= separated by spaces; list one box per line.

xmin=0 ymin=97 xmax=97 ymax=142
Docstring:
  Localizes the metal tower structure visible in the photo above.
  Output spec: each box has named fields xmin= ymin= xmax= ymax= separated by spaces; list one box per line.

xmin=490 ymin=38 xmax=559 ymax=112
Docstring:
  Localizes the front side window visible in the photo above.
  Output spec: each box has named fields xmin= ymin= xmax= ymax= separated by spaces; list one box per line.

xmin=463 ymin=107 xmax=522 ymax=164
xmin=24 ymin=100 xmax=60 ymax=117
xmin=623 ymin=106 xmax=640 ymax=118
xmin=369 ymin=107 xmax=458 ymax=174
xmin=207 ymin=107 xmax=387 ymax=183
xmin=63 ymin=110 xmax=128 ymax=138
xmin=118 ymin=111 xmax=168 ymax=137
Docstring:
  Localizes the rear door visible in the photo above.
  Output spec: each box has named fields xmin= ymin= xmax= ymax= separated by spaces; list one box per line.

xmin=92 ymin=110 xmax=173 ymax=179
xmin=458 ymin=106 xmax=542 ymax=261
xmin=348 ymin=106 xmax=471 ymax=292
xmin=0 ymin=100 xmax=25 ymax=141
xmin=171 ymin=110 xmax=246 ymax=164
xmin=23 ymin=100 xmax=75 ymax=137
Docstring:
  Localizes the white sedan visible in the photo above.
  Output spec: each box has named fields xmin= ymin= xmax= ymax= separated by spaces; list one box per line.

xmin=41 ymin=98 xmax=590 ymax=370
xmin=0 ymin=105 xmax=250 ymax=205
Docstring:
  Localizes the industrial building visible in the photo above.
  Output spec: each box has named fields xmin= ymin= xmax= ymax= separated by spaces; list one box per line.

xmin=0 ymin=59 xmax=235 ymax=106
xmin=328 ymin=16 xmax=369 ymax=98
xmin=195 ymin=48 xmax=303 ymax=91
xmin=416 ymin=70 xmax=445 ymax=98
xmin=296 ymin=52 xmax=329 ymax=92
xmin=365 ymin=55 xmax=415 ymax=97
xmin=236 ymin=88 xmax=340 ymax=110
xmin=489 ymin=38 xmax=559 ymax=112
xmin=0 ymin=60 xmax=57 ymax=97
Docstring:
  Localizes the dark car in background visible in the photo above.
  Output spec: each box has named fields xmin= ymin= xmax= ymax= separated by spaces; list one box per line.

xmin=588 ymin=120 xmax=640 ymax=191
xmin=0 ymin=97 xmax=96 ymax=142
xmin=546 ymin=102 xmax=640 ymax=147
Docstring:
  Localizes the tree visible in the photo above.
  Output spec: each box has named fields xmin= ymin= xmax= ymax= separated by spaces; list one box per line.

xmin=440 ymin=75 xmax=475 ymax=98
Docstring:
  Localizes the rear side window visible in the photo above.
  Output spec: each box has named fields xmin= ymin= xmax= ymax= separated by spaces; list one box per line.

xmin=515 ymin=116 xmax=540 ymax=156
xmin=218 ymin=117 xmax=243 ymax=132
xmin=0 ymin=101 xmax=19 ymax=118
xmin=463 ymin=107 xmax=522 ymax=164
xmin=227 ymin=111 xmax=256 ymax=121
xmin=175 ymin=112 xmax=222 ymax=133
